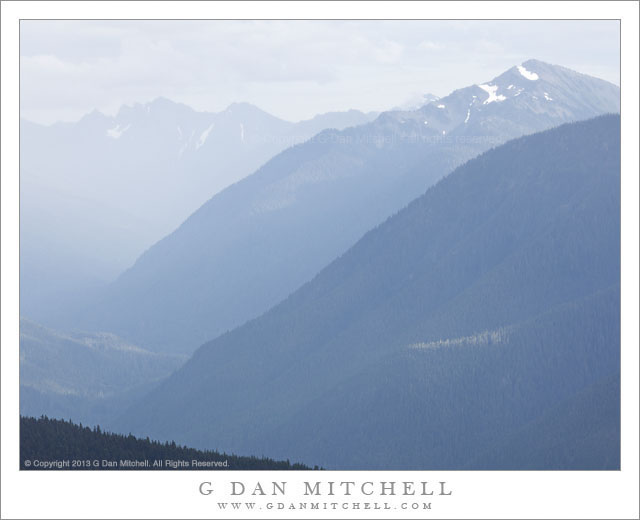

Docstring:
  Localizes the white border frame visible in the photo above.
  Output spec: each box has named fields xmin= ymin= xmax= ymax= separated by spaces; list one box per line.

xmin=2 ymin=2 xmax=638 ymax=519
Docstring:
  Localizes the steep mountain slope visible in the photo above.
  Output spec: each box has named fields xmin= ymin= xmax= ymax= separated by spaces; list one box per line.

xmin=250 ymin=287 xmax=620 ymax=469
xmin=79 ymin=60 xmax=619 ymax=354
xmin=20 ymin=100 xmax=376 ymax=322
xmin=466 ymin=371 xmax=620 ymax=470
xmin=116 ymin=115 xmax=621 ymax=469
xmin=20 ymin=318 xmax=185 ymax=426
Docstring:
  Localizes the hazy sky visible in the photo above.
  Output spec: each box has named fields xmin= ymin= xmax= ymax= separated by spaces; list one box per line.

xmin=20 ymin=20 xmax=620 ymax=125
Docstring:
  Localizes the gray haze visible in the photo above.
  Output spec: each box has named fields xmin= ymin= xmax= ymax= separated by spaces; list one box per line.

xmin=20 ymin=20 xmax=619 ymax=125
xmin=19 ymin=101 xmax=377 ymax=323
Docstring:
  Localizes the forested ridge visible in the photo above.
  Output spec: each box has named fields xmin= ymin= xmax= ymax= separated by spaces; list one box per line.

xmin=20 ymin=318 xmax=185 ymax=428
xmin=20 ymin=416 xmax=314 ymax=470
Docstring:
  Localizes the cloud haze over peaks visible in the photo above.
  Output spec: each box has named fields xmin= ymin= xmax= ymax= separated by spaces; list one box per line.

xmin=20 ymin=20 xmax=619 ymax=125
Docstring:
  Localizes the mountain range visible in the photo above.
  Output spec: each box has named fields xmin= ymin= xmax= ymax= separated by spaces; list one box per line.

xmin=20 ymin=101 xmax=377 ymax=322
xmin=115 ymin=114 xmax=621 ymax=469
xmin=71 ymin=60 xmax=620 ymax=354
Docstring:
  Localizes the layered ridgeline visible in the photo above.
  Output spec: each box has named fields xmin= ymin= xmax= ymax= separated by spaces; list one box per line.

xmin=77 ymin=60 xmax=619 ymax=354
xmin=20 ymin=416 xmax=313 ymax=470
xmin=21 ymin=100 xmax=375 ymax=322
xmin=20 ymin=318 xmax=186 ymax=427
xmin=118 ymin=115 xmax=621 ymax=470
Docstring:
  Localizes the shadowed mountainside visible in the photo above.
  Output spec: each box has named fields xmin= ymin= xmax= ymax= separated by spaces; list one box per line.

xmin=115 ymin=115 xmax=620 ymax=469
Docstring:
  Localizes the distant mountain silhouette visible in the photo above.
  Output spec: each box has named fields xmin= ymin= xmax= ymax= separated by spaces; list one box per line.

xmin=20 ymin=100 xmax=376 ymax=322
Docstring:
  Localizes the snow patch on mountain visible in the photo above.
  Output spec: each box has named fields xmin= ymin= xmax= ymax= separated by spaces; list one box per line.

xmin=106 ymin=124 xmax=131 ymax=139
xmin=478 ymin=84 xmax=506 ymax=104
xmin=517 ymin=65 xmax=539 ymax=81
xmin=196 ymin=124 xmax=214 ymax=150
